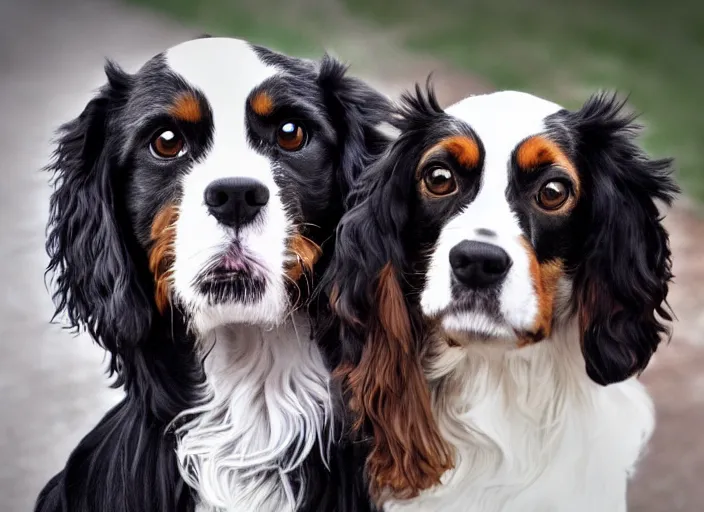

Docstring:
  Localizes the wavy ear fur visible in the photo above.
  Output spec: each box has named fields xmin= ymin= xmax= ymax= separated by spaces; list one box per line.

xmin=46 ymin=62 xmax=154 ymax=370
xmin=323 ymin=84 xmax=453 ymax=501
xmin=317 ymin=54 xmax=397 ymax=207
xmin=561 ymin=93 xmax=679 ymax=385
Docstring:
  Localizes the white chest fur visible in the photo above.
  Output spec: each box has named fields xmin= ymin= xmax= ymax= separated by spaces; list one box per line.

xmin=386 ymin=325 xmax=655 ymax=512
xmin=176 ymin=314 xmax=333 ymax=512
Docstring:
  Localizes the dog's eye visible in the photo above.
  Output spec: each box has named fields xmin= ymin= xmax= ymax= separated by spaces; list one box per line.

xmin=150 ymin=129 xmax=187 ymax=159
xmin=276 ymin=121 xmax=307 ymax=151
xmin=537 ymin=180 xmax=570 ymax=210
xmin=422 ymin=167 xmax=457 ymax=197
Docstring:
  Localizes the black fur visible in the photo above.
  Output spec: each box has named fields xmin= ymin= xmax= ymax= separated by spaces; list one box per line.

xmin=546 ymin=93 xmax=678 ymax=385
xmin=38 ymin=61 xmax=203 ymax=512
xmin=318 ymin=83 xmax=462 ymax=370
xmin=37 ymin=41 xmax=391 ymax=512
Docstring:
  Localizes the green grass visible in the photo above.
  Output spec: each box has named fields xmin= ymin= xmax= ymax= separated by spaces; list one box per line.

xmin=127 ymin=0 xmax=704 ymax=202
xmin=342 ymin=0 xmax=704 ymax=202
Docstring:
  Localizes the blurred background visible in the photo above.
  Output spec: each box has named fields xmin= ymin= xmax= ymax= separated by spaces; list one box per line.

xmin=0 ymin=0 xmax=701 ymax=510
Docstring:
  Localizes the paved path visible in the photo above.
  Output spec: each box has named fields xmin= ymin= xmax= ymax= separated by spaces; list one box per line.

xmin=0 ymin=1 xmax=701 ymax=511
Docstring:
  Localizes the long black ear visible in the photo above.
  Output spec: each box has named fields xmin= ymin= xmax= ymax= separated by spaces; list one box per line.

xmin=322 ymin=84 xmax=453 ymax=501
xmin=46 ymin=62 xmax=153 ymax=367
xmin=317 ymin=54 xmax=397 ymax=205
xmin=562 ymin=93 xmax=679 ymax=385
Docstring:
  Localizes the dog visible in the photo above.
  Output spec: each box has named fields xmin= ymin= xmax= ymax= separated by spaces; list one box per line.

xmin=36 ymin=36 xmax=392 ymax=512
xmin=324 ymin=85 xmax=678 ymax=511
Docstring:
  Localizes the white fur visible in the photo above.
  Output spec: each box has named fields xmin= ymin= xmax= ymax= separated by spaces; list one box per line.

xmin=385 ymin=321 xmax=654 ymax=512
xmin=159 ymin=38 xmax=333 ymax=511
xmin=178 ymin=314 xmax=333 ymax=512
xmin=420 ymin=91 xmax=563 ymax=334
xmin=166 ymin=38 xmax=290 ymax=327
xmin=443 ymin=311 xmax=514 ymax=340
xmin=401 ymin=92 xmax=656 ymax=511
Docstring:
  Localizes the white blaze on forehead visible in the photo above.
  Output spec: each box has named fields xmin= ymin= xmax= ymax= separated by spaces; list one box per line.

xmin=445 ymin=92 xmax=564 ymax=209
xmin=164 ymin=37 xmax=282 ymax=186
xmin=444 ymin=91 xmax=565 ymax=238
xmin=421 ymin=92 xmax=566 ymax=333
xmin=445 ymin=91 xmax=562 ymax=137
xmin=444 ymin=91 xmax=564 ymax=211
xmin=165 ymin=37 xmax=277 ymax=103
xmin=165 ymin=37 xmax=279 ymax=147
xmin=165 ymin=38 xmax=291 ymax=327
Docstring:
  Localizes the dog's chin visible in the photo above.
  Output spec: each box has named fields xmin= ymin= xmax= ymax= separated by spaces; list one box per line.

xmin=187 ymin=285 xmax=289 ymax=334
xmin=430 ymin=290 xmax=543 ymax=348
xmin=186 ymin=262 xmax=289 ymax=334
xmin=433 ymin=293 xmax=523 ymax=347
xmin=440 ymin=309 xmax=518 ymax=347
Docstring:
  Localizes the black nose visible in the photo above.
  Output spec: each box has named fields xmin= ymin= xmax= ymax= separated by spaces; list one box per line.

xmin=204 ymin=177 xmax=269 ymax=227
xmin=449 ymin=240 xmax=512 ymax=288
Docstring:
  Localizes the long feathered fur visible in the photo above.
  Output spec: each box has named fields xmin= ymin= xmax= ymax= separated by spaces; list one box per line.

xmin=37 ymin=63 xmax=203 ymax=512
xmin=37 ymin=47 xmax=394 ymax=512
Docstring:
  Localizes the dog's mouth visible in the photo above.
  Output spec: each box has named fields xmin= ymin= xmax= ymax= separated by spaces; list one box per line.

xmin=437 ymin=291 xmax=541 ymax=346
xmin=441 ymin=309 xmax=515 ymax=345
xmin=196 ymin=243 xmax=267 ymax=304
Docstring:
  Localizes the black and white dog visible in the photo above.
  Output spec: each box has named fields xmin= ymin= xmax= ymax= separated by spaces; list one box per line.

xmin=326 ymin=86 xmax=677 ymax=511
xmin=36 ymin=37 xmax=391 ymax=512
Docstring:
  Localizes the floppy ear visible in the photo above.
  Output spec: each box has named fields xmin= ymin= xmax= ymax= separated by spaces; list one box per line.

xmin=46 ymin=62 xmax=154 ymax=366
xmin=324 ymin=131 xmax=453 ymax=501
xmin=566 ymin=93 xmax=679 ymax=385
xmin=317 ymin=54 xmax=396 ymax=205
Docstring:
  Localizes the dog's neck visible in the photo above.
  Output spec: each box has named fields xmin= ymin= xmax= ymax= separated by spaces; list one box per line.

xmin=403 ymin=320 xmax=654 ymax=511
xmin=427 ymin=319 xmax=587 ymax=399
xmin=426 ymin=319 xmax=594 ymax=438
xmin=177 ymin=312 xmax=333 ymax=512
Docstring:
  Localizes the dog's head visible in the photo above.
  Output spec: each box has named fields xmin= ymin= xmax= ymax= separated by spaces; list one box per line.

xmin=327 ymin=85 xmax=677 ymax=498
xmin=46 ymin=37 xmax=392 ymax=366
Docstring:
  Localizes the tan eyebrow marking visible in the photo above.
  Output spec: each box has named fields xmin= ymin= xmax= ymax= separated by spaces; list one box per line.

xmin=169 ymin=92 xmax=202 ymax=123
xmin=250 ymin=91 xmax=275 ymax=116
xmin=420 ymin=135 xmax=481 ymax=170
xmin=515 ymin=135 xmax=581 ymax=198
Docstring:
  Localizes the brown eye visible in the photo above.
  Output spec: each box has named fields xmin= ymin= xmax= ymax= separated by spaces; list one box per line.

xmin=150 ymin=129 xmax=187 ymax=159
xmin=276 ymin=121 xmax=307 ymax=151
xmin=537 ymin=180 xmax=570 ymax=210
xmin=422 ymin=167 xmax=457 ymax=196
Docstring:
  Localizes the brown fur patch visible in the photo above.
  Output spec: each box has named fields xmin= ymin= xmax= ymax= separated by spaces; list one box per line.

xmin=341 ymin=263 xmax=453 ymax=501
xmin=520 ymin=238 xmax=564 ymax=345
xmin=440 ymin=135 xmax=480 ymax=168
xmin=169 ymin=92 xmax=202 ymax=123
xmin=250 ymin=91 xmax=274 ymax=116
xmin=420 ymin=135 xmax=480 ymax=170
xmin=148 ymin=204 xmax=179 ymax=313
xmin=285 ymin=233 xmax=322 ymax=282
xmin=515 ymin=136 xmax=581 ymax=198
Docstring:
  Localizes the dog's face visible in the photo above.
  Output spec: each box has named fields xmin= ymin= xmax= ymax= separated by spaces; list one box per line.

xmin=418 ymin=92 xmax=584 ymax=345
xmin=46 ymin=37 xmax=391 ymax=355
xmin=134 ymin=38 xmax=348 ymax=331
xmin=327 ymin=87 xmax=677 ymax=499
